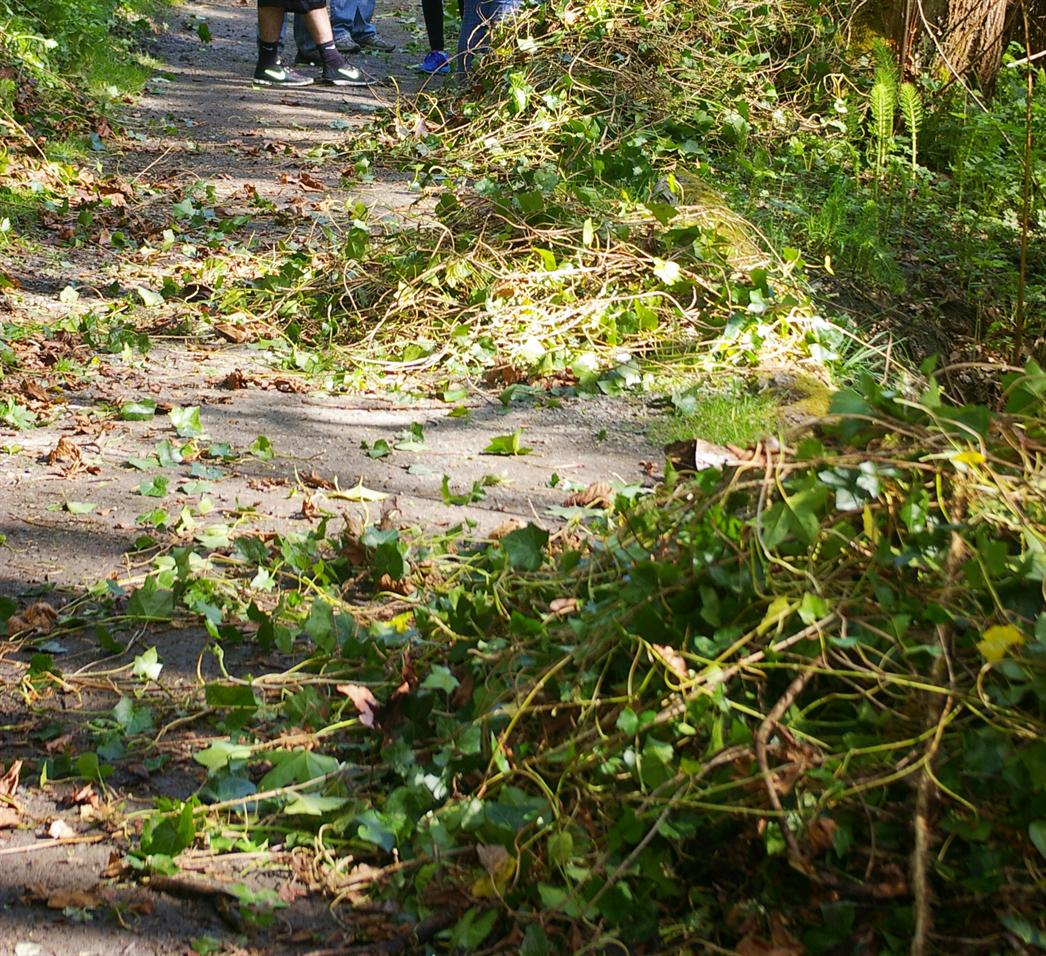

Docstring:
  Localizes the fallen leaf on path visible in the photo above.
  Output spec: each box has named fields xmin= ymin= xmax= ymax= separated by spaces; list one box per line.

xmin=488 ymin=519 xmax=524 ymax=540
xmin=70 ymin=783 xmax=99 ymax=808
xmin=335 ymin=683 xmax=379 ymax=728
xmin=213 ymin=322 xmax=252 ymax=343
xmin=0 ymin=808 xmax=20 ymax=830
xmin=566 ymin=481 xmax=613 ymax=509
xmin=219 ymin=369 xmax=249 ymax=390
xmin=736 ymin=936 xmax=801 ymax=956
xmin=47 ymin=819 xmax=76 ymax=840
xmin=272 ymin=376 xmax=307 ymax=393
xmin=0 ymin=760 xmax=22 ymax=797
xmin=301 ymin=470 xmax=335 ymax=490
xmin=46 ymin=437 xmax=81 ymax=470
xmin=21 ymin=379 xmax=49 ymax=404
xmin=45 ymin=888 xmax=104 ymax=910
xmin=44 ymin=735 xmax=72 ymax=754
xmin=7 ymin=603 xmax=58 ymax=636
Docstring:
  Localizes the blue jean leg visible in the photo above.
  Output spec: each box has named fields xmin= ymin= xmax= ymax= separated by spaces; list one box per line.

xmin=294 ymin=0 xmax=376 ymax=58
xmin=456 ymin=0 xmax=519 ymax=72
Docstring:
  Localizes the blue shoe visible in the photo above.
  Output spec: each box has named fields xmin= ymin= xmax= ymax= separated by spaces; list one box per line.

xmin=414 ymin=50 xmax=450 ymax=75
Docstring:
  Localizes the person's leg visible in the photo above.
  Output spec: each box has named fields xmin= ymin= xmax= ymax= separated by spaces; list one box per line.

xmin=299 ymin=6 xmax=374 ymax=84
xmin=293 ymin=11 xmax=317 ymax=59
xmin=457 ymin=0 xmax=518 ymax=72
xmin=256 ymin=2 xmax=314 ymax=85
xmin=346 ymin=0 xmax=377 ymax=41
xmin=422 ymin=0 xmax=444 ymax=51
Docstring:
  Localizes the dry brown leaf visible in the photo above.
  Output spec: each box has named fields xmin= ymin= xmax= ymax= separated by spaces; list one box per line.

xmin=22 ymin=379 xmax=49 ymax=403
xmin=488 ymin=519 xmax=524 ymax=540
xmin=47 ymin=437 xmax=82 ymax=468
xmin=0 ymin=760 xmax=22 ymax=797
xmin=212 ymin=322 xmax=251 ymax=343
xmin=44 ymin=734 xmax=73 ymax=754
xmin=652 ymin=643 xmax=689 ymax=680
xmin=272 ymin=376 xmax=307 ymax=393
xmin=301 ymin=470 xmax=335 ymax=490
xmin=805 ymin=816 xmax=837 ymax=855
xmin=7 ymin=602 xmax=58 ymax=636
xmin=0 ymin=807 xmax=21 ymax=830
xmin=336 ymin=683 xmax=379 ymax=728
xmin=70 ymin=783 xmax=99 ymax=808
xmin=477 ymin=843 xmax=510 ymax=876
xmin=219 ymin=369 xmax=249 ymax=390
xmin=566 ymin=481 xmax=613 ymax=509
xmin=46 ymin=888 xmax=103 ymax=910
xmin=376 ymin=573 xmax=415 ymax=596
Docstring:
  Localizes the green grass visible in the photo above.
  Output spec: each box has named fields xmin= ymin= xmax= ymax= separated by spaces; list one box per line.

xmin=648 ymin=386 xmax=780 ymax=448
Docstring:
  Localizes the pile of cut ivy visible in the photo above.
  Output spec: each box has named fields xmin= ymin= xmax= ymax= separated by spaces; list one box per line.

xmin=6 ymin=364 xmax=1044 ymax=952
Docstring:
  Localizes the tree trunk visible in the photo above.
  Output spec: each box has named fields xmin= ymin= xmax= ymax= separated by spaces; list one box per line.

xmin=940 ymin=0 xmax=1008 ymax=85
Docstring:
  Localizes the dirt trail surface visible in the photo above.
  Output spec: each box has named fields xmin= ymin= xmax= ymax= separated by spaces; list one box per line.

xmin=0 ymin=3 xmax=660 ymax=953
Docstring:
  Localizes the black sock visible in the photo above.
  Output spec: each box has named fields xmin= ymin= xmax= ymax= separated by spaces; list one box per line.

xmin=257 ymin=40 xmax=280 ymax=68
xmin=317 ymin=40 xmax=346 ymax=71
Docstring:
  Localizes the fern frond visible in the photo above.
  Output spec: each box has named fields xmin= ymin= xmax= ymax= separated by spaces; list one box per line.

xmin=871 ymin=38 xmax=899 ymax=92
xmin=870 ymin=79 xmax=895 ymax=176
xmin=899 ymin=82 xmax=922 ymax=170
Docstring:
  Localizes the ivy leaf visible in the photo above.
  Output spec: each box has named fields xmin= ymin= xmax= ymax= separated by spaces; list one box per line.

xmin=169 ymin=406 xmax=203 ymax=438
xmin=501 ymin=523 xmax=549 ymax=571
xmin=420 ymin=665 xmax=459 ymax=694
xmin=120 ymin=400 xmax=158 ymax=421
xmin=258 ymin=749 xmax=339 ymax=790
xmin=132 ymin=647 xmax=163 ymax=681
xmin=137 ymin=476 xmax=169 ymax=498
xmin=484 ymin=429 xmax=532 ymax=456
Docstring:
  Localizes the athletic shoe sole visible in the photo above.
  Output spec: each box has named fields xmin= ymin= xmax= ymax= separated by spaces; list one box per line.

xmin=253 ymin=76 xmax=315 ymax=87
xmin=319 ymin=76 xmax=374 ymax=87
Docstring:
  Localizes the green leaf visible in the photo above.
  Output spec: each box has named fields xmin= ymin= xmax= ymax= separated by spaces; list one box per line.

xmin=141 ymin=801 xmax=196 ymax=856
xmin=284 ymin=794 xmax=349 ymax=815
xmin=484 ymin=429 xmax=532 ymax=456
xmin=137 ymin=476 xmax=169 ymax=498
xmin=250 ymin=435 xmax=275 ymax=460
xmin=65 ymin=501 xmax=96 ymax=515
xmin=258 ymin=749 xmax=339 ymax=789
xmin=1029 ymin=820 xmax=1046 ymax=860
xmin=169 ymin=406 xmax=203 ymax=438
xmin=364 ymin=439 xmax=390 ymax=459
xmin=501 ymin=523 xmax=549 ymax=571
xmin=356 ymin=810 xmax=397 ymax=851
xmin=126 ymin=585 xmax=174 ymax=621
xmin=450 ymin=907 xmax=498 ymax=951
xmin=133 ymin=646 xmax=163 ymax=681
xmin=420 ymin=665 xmax=459 ymax=694
xmin=194 ymin=740 xmax=253 ymax=771
xmin=652 ymin=258 xmax=682 ymax=285
xmin=204 ymin=683 xmax=258 ymax=712
xmin=120 ymin=400 xmax=157 ymax=421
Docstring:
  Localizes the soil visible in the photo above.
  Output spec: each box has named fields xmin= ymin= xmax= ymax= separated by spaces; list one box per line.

xmin=0 ymin=2 xmax=665 ymax=952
